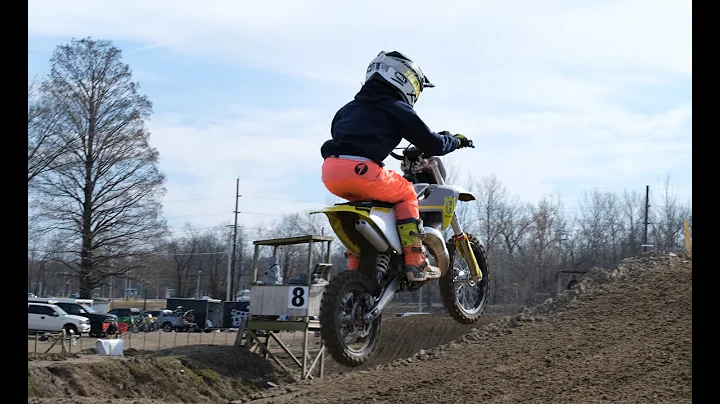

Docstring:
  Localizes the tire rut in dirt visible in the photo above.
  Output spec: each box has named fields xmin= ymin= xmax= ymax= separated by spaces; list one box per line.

xmin=322 ymin=313 xmax=500 ymax=373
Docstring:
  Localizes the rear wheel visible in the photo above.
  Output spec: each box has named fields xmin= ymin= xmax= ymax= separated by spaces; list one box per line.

xmin=439 ymin=235 xmax=490 ymax=324
xmin=319 ymin=271 xmax=382 ymax=367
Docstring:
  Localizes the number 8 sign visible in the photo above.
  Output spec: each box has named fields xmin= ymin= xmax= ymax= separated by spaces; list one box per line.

xmin=287 ymin=286 xmax=309 ymax=309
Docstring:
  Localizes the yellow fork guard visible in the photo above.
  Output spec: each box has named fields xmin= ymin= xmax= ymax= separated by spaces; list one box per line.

xmin=455 ymin=233 xmax=483 ymax=279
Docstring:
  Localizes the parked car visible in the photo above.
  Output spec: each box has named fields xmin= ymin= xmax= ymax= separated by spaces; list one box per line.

xmin=156 ymin=308 xmax=198 ymax=332
xmin=107 ymin=307 xmax=142 ymax=332
xmin=28 ymin=302 xmax=91 ymax=336
xmin=53 ymin=301 xmax=118 ymax=338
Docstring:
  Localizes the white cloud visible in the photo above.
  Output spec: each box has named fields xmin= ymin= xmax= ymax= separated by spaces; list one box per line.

xmin=28 ymin=0 xmax=691 ymax=79
xmin=28 ymin=0 xmax=692 ymax=232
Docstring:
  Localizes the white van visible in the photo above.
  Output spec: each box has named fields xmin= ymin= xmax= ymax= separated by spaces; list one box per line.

xmin=28 ymin=302 xmax=91 ymax=335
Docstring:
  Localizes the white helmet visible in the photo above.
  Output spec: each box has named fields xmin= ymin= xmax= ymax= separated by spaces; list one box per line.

xmin=365 ymin=51 xmax=434 ymax=107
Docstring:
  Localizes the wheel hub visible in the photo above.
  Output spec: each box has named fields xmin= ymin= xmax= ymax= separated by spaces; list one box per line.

xmin=339 ymin=291 xmax=374 ymax=339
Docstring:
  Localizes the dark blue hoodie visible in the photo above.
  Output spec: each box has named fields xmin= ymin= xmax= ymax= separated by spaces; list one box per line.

xmin=321 ymin=79 xmax=460 ymax=167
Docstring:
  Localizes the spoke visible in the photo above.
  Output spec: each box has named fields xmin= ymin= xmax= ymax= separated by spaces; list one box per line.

xmin=453 ymin=249 xmax=482 ymax=312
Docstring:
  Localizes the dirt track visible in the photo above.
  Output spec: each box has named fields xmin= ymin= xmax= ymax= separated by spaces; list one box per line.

xmin=28 ymin=252 xmax=692 ymax=404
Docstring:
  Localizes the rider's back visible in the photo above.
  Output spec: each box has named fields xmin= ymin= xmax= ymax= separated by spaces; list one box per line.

xmin=321 ymin=79 xmax=457 ymax=167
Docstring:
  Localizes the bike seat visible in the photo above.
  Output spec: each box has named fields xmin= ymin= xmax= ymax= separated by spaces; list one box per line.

xmin=336 ymin=200 xmax=396 ymax=209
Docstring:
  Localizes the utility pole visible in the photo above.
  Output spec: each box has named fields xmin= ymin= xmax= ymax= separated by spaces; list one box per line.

xmin=643 ymin=185 xmax=650 ymax=252
xmin=230 ymin=177 xmax=240 ymax=299
xmin=225 ymin=229 xmax=233 ymax=302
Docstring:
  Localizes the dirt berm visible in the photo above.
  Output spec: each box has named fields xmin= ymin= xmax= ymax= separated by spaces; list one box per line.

xmin=28 ymin=251 xmax=692 ymax=403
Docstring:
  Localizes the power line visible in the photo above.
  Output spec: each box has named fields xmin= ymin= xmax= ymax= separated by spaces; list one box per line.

xmin=165 ymin=212 xmax=229 ymax=219
xmin=164 ymin=194 xmax=325 ymax=204
xmin=243 ymin=195 xmax=324 ymax=204
xmin=240 ymin=211 xmax=286 ymax=217
xmin=164 ymin=196 xmax=231 ymax=203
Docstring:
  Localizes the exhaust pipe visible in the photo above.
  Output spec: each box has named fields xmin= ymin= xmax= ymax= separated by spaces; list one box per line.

xmin=422 ymin=227 xmax=450 ymax=276
xmin=355 ymin=220 xmax=390 ymax=252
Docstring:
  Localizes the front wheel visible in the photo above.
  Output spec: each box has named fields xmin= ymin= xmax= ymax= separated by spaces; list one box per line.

xmin=439 ymin=235 xmax=490 ymax=324
xmin=319 ymin=271 xmax=382 ymax=367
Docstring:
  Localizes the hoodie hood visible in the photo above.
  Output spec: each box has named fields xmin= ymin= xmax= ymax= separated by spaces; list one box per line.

xmin=354 ymin=79 xmax=405 ymax=104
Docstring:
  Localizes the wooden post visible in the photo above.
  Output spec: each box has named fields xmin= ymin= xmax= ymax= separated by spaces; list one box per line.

xmin=302 ymin=240 xmax=314 ymax=379
xmin=319 ymin=346 xmax=325 ymax=378
xmin=252 ymin=244 xmax=260 ymax=284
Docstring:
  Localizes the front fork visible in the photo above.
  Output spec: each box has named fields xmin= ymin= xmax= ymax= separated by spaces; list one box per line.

xmin=450 ymin=216 xmax=484 ymax=281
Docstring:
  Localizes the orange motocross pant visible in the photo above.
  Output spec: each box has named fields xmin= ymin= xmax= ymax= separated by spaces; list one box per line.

xmin=321 ymin=156 xmax=420 ymax=271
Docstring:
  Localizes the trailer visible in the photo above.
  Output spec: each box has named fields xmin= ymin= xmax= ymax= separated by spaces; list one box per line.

xmin=165 ymin=298 xmax=222 ymax=330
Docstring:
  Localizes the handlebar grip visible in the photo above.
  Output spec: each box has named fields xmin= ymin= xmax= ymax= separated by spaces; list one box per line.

xmin=390 ymin=152 xmax=404 ymax=160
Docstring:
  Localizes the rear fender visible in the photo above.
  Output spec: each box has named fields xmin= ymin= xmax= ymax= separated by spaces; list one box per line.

xmin=311 ymin=205 xmax=399 ymax=255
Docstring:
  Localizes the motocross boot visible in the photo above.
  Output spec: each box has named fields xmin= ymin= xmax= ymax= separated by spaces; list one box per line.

xmin=345 ymin=249 xmax=360 ymax=271
xmin=397 ymin=218 xmax=441 ymax=282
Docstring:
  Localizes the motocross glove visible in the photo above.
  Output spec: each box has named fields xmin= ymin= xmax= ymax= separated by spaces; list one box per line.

xmin=453 ymin=133 xmax=474 ymax=148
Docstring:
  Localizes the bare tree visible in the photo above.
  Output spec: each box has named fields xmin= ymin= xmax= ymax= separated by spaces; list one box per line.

xmin=621 ymin=190 xmax=645 ymax=257
xmin=522 ymin=195 xmax=567 ymax=300
xmin=33 ymin=38 xmax=167 ymax=298
xmin=195 ymin=228 xmax=231 ymax=299
xmin=28 ymin=79 xmax=70 ymax=184
xmin=650 ymin=176 xmax=690 ymax=252
xmin=471 ymin=174 xmax=507 ymax=258
xmin=166 ymin=227 xmax=200 ymax=297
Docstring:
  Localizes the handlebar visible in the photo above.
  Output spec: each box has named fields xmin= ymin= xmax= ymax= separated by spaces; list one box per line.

xmin=390 ymin=137 xmax=474 ymax=161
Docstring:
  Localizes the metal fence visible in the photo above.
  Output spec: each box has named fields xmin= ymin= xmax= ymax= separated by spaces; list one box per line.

xmin=28 ymin=328 xmax=243 ymax=354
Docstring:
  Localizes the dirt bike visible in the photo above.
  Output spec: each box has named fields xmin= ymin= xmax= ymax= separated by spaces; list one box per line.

xmin=312 ymin=142 xmax=490 ymax=367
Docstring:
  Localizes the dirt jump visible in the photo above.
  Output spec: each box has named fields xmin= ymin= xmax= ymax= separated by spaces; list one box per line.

xmin=28 ymin=251 xmax=692 ymax=404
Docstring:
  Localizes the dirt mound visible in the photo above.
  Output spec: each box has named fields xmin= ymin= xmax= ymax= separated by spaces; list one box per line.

xmin=28 ymin=345 xmax=296 ymax=403
xmin=27 ymin=252 xmax=692 ymax=404
xmin=28 ymin=352 xmax=80 ymax=362
xmin=245 ymin=251 xmax=692 ymax=404
xmin=27 ymin=315 xmax=500 ymax=404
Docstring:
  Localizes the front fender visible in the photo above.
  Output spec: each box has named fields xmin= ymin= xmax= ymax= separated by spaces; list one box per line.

xmin=446 ymin=185 xmax=476 ymax=201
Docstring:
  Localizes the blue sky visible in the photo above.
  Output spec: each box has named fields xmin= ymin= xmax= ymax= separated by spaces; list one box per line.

xmin=28 ymin=0 xmax=692 ymax=234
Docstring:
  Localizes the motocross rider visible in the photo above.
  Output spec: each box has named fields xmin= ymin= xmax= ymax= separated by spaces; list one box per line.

xmin=320 ymin=50 xmax=473 ymax=283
